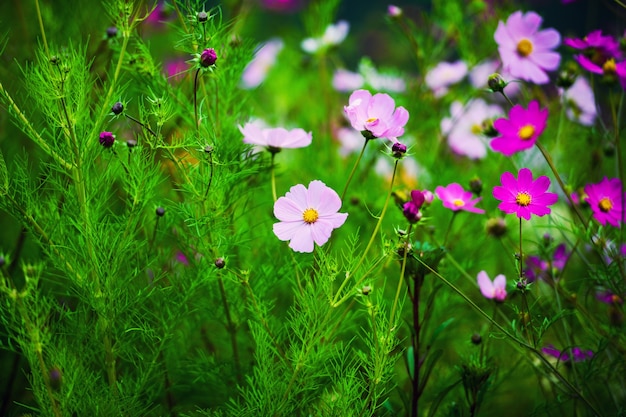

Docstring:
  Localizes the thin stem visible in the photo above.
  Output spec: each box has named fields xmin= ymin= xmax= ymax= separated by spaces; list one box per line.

xmin=341 ymin=138 xmax=370 ymax=202
xmin=270 ymin=152 xmax=278 ymax=202
xmin=34 ymin=0 xmax=49 ymax=58
xmin=194 ymin=68 xmax=201 ymax=134
xmin=125 ymin=114 xmax=157 ymax=138
xmin=499 ymin=91 xmax=515 ymax=108
xmin=217 ymin=276 xmax=241 ymax=384
xmin=389 ymin=224 xmax=413 ymax=329
xmin=332 ymin=160 xmax=399 ymax=306
xmin=443 ymin=212 xmax=458 ymax=247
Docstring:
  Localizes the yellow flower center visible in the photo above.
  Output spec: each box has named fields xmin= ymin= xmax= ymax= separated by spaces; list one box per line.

xmin=603 ymin=58 xmax=616 ymax=74
xmin=516 ymin=39 xmax=533 ymax=57
xmin=598 ymin=197 xmax=613 ymax=212
xmin=453 ymin=199 xmax=465 ymax=207
xmin=471 ymin=124 xmax=482 ymax=135
xmin=302 ymin=208 xmax=319 ymax=223
xmin=518 ymin=124 xmax=535 ymax=140
xmin=516 ymin=192 xmax=532 ymax=207
xmin=366 ymin=117 xmax=378 ymax=124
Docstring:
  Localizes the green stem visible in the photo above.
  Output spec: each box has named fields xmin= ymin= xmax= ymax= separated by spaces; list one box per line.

xmin=341 ymin=138 xmax=370 ymax=202
xmin=217 ymin=276 xmax=241 ymax=384
xmin=34 ymin=0 xmax=49 ymax=58
xmin=270 ymin=152 xmax=278 ymax=202
xmin=332 ymin=160 xmax=399 ymax=306
xmin=194 ymin=68 xmax=201 ymax=135
xmin=389 ymin=223 xmax=413 ymax=329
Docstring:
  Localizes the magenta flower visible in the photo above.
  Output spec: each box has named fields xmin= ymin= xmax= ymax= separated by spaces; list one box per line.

xmin=576 ymin=56 xmax=626 ymax=89
xmin=492 ymin=168 xmax=558 ymax=220
xmin=584 ymin=177 xmax=625 ymax=227
xmin=240 ymin=120 xmax=312 ymax=152
xmin=435 ymin=183 xmax=485 ymax=214
xmin=273 ymin=180 xmax=348 ymax=253
xmin=542 ymin=345 xmax=593 ymax=362
xmin=402 ymin=190 xmax=426 ymax=223
xmin=477 ymin=271 xmax=507 ymax=302
xmin=344 ymin=89 xmax=409 ymax=140
xmin=494 ymin=10 xmax=561 ymax=84
xmin=99 ymin=131 xmax=115 ymax=148
xmin=524 ymin=243 xmax=569 ymax=282
xmin=565 ymin=30 xmax=622 ymax=62
xmin=491 ymin=100 xmax=548 ymax=156
xmin=200 ymin=48 xmax=218 ymax=67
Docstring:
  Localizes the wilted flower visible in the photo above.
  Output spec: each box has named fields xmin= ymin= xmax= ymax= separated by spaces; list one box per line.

xmin=492 ymin=168 xmax=558 ymax=220
xmin=584 ymin=177 xmax=625 ymax=227
xmin=491 ymin=100 xmax=548 ymax=156
xmin=301 ymin=20 xmax=349 ymax=54
xmin=435 ymin=183 xmax=485 ymax=214
xmin=477 ymin=271 xmax=507 ymax=302
xmin=344 ymin=89 xmax=409 ymax=140
xmin=425 ymin=60 xmax=468 ymax=98
xmin=494 ymin=10 xmax=561 ymax=84
xmin=273 ymin=180 xmax=348 ymax=253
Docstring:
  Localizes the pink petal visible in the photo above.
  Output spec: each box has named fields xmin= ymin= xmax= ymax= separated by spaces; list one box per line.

xmin=274 ymin=197 xmax=305 ymax=222
xmin=530 ymin=51 xmax=561 ymax=71
xmin=370 ymin=93 xmax=396 ymax=121
xmin=324 ymin=212 xmax=348 ymax=228
xmin=273 ymin=220 xmax=304 ymax=241
xmin=284 ymin=183 xmax=309 ymax=210
xmin=288 ymin=227 xmax=315 ymax=252
xmin=529 ymin=174 xmax=551 ymax=195
xmin=517 ymin=168 xmax=534 ymax=189
xmin=310 ymin=220 xmax=333 ymax=246
xmin=477 ymin=270 xmax=494 ymax=298
xmin=533 ymin=28 xmax=561 ymax=49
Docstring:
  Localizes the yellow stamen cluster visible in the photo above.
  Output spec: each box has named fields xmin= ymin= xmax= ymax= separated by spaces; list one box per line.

xmin=518 ymin=125 xmax=535 ymax=140
xmin=516 ymin=39 xmax=533 ymax=57
xmin=516 ymin=192 xmax=532 ymax=207
xmin=453 ymin=199 xmax=465 ymax=207
xmin=603 ymin=58 xmax=617 ymax=75
xmin=302 ymin=208 xmax=319 ymax=223
xmin=598 ymin=197 xmax=613 ymax=213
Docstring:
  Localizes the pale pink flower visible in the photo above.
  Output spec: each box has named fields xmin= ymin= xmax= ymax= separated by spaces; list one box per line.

xmin=344 ymin=89 xmax=409 ymax=140
xmin=441 ymin=99 xmax=504 ymax=159
xmin=560 ymin=76 xmax=597 ymax=126
xmin=332 ymin=69 xmax=365 ymax=92
xmin=273 ymin=181 xmax=348 ymax=253
xmin=335 ymin=127 xmax=365 ymax=157
xmin=240 ymin=120 xmax=312 ymax=151
xmin=241 ymin=38 xmax=284 ymax=89
xmin=494 ymin=10 xmax=561 ymax=84
xmin=477 ymin=271 xmax=507 ymax=302
xmin=425 ymin=60 xmax=468 ymax=98
xmin=435 ymin=183 xmax=485 ymax=214
xmin=301 ymin=21 xmax=349 ymax=54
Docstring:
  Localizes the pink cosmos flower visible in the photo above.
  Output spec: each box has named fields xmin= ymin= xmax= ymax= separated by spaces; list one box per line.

xmin=577 ymin=56 xmax=626 ymax=89
xmin=240 ymin=120 xmax=312 ymax=151
xmin=560 ymin=76 xmax=597 ymax=126
xmin=477 ymin=271 xmax=507 ymax=302
xmin=344 ymin=89 xmax=409 ymax=140
xmin=425 ymin=60 xmax=468 ymax=98
xmin=435 ymin=183 xmax=485 ymax=214
xmin=542 ymin=345 xmax=593 ymax=362
xmin=491 ymin=100 xmax=548 ymax=156
xmin=441 ymin=99 xmax=504 ymax=159
xmin=565 ymin=30 xmax=622 ymax=70
xmin=492 ymin=168 xmax=559 ymax=220
xmin=241 ymin=38 xmax=284 ymax=89
xmin=273 ymin=180 xmax=348 ymax=253
xmin=332 ymin=69 xmax=365 ymax=92
xmin=164 ymin=59 xmax=188 ymax=83
xmin=494 ymin=10 xmax=561 ymax=84
xmin=335 ymin=127 xmax=365 ymax=157
xmin=584 ymin=177 xmax=625 ymax=227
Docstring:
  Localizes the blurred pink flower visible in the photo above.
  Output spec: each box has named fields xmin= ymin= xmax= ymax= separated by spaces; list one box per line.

xmin=388 ymin=5 xmax=402 ymax=17
xmin=494 ymin=10 xmax=561 ymax=84
xmin=491 ymin=100 xmax=548 ymax=156
xmin=301 ymin=21 xmax=349 ymax=54
xmin=493 ymin=168 xmax=558 ymax=220
xmin=477 ymin=271 xmax=507 ymax=302
xmin=584 ymin=177 xmax=625 ymax=227
xmin=164 ymin=59 xmax=188 ymax=82
xmin=435 ymin=183 xmax=485 ymax=214
xmin=542 ymin=345 xmax=593 ymax=362
xmin=335 ymin=127 xmax=365 ymax=157
xmin=560 ymin=76 xmax=596 ymax=126
xmin=441 ymin=99 xmax=503 ymax=159
xmin=273 ymin=180 xmax=348 ymax=253
xmin=576 ymin=56 xmax=626 ymax=89
xmin=241 ymin=38 xmax=284 ymax=89
xmin=344 ymin=89 xmax=409 ymax=140
xmin=240 ymin=120 xmax=312 ymax=151
xmin=260 ymin=0 xmax=302 ymax=13
xmin=332 ymin=69 xmax=365 ymax=92
xmin=425 ymin=60 xmax=468 ymax=97
xmin=565 ymin=30 xmax=622 ymax=64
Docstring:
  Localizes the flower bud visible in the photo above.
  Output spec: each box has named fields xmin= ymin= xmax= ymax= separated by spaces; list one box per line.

xmin=487 ymin=73 xmax=507 ymax=93
xmin=556 ymin=61 xmax=578 ymax=89
xmin=106 ymin=26 xmax=118 ymax=38
xmin=111 ymin=101 xmax=124 ymax=115
xmin=481 ymin=118 xmax=499 ymax=137
xmin=391 ymin=142 xmax=407 ymax=158
xmin=126 ymin=139 xmax=137 ymax=148
xmin=155 ymin=207 xmax=165 ymax=217
xmin=200 ymin=48 xmax=217 ymax=67
xmin=49 ymin=367 xmax=62 ymax=390
xmin=388 ymin=5 xmax=403 ymax=17
xmin=486 ymin=217 xmax=507 ymax=238
xmin=471 ymin=333 xmax=482 ymax=345
xmin=469 ymin=178 xmax=482 ymax=196
xmin=99 ymin=131 xmax=115 ymax=148
xmin=214 ymin=257 xmax=226 ymax=269
xmin=197 ymin=11 xmax=208 ymax=22
xmin=361 ymin=285 xmax=372 ymax=296
xmin=49 ymin=56 xmax=59 ymax=65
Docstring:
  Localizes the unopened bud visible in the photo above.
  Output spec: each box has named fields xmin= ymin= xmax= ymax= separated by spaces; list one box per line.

xmin=200 ymin=48 xmax=217 ymax=67
xmin=487 ymin=73 xmax=507 ymax=93
xmin=214 ymin=257 xmax=226 ymax=269
xmin=198 ymin=11 xmax=208 ymax=22
xmin=156 ymin=207 xmax=165 ymax=217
